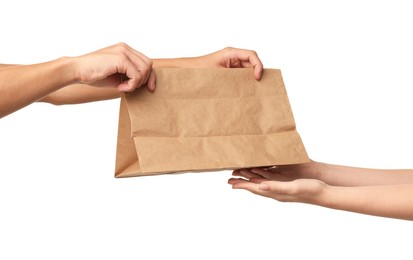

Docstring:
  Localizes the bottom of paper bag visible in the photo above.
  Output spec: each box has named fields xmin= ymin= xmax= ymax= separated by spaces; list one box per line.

xmin=116 ymin=131 xmax=309 ymax=178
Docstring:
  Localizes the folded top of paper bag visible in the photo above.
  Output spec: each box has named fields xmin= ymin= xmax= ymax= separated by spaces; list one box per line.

xmin=115 ymin=68 xmax=309 ymax=177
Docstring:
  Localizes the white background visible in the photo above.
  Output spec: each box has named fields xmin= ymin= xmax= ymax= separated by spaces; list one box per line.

xmin=1 ymin=0 xmax=413 ymax=259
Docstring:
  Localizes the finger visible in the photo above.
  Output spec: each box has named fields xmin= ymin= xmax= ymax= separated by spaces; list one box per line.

xmin=233 ymin=168 xmax=276 ymax=180
xmin=230 ymin=180 xmax=273 ymax=198
xmin=125 ymin=71 xmax=144 ymax=92
xmin=253 ymin=60 xmax=264 ymax=81
xmin=91 ymin=73 xmax=122 ymax=88
xmin=228 ymin=178 xmax=248 ymax=185
xmin=240 ymin=60 xmax=252 ymax=68
xmin=244 ymin=52 xmax=263 ymax=80
xmin=251 ymin=168 xmax=271 ymax=175
xmin=129 ymin=51 xmax=153 ymax=85
xmin=231 ymin=179 xmax=261 ymax=192
xmin=233 ymin=50 xmax=263 ymax=80
xmin=125 ymin=46 xmax=153 ymax=80
xmin=232 ymin=169 xmax=242 ymax=177
xmin=147 ymin=69 xmax=156 ymax=92
xmin=251 ymin=168 xmax=279 ymax=179
xmin=270 ymin=164 xmax=300 ymax=170
xmin=231 ymin=179 xmax=294 ymax=202
xmin=117 ymin=45 xmax=153 ymax=88
xmin=232 ymin=169 xmax=247 ymax=178
xmin=232 ymin=171 xmax=248 ymax=178
xmin=239 ymin=169 xmax=262 ymax=180
xmin=252 ymin=165 xmax=293 ymax=174
xmin=116 ymin=60 xmax=142 ymax=92
xmin=249 ymin=177 xmax=266 ymax=184
xmin=259 ymin=181 xmax=294 ymax=195
xmin=112 ymin=51 xmax=147 ymax=91
xmin=232 ymin=168 xmax=252 ymax=174
xmin=123 ymin=52 xmax=151 ymax=88
xmin=233 ymin=168 xmax=264 ymax=177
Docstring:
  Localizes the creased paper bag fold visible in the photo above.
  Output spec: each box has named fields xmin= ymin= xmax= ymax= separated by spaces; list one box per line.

xmin=115 ymin=68 xmax=309 ymax=177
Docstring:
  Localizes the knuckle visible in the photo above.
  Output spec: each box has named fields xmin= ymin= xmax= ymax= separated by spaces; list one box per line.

xmin=223 ymin=46 xmax=234 ymax=52
xmin=115 ymin=42 xmax=129 ymax=53
xmin=116 ymin=42 xmax=127 ymax=48
xmin=290 ymin=180 xmax=300 ymax=195
xmin=138 ymin=67 xmax=148 ymax=75
xmin=115 ymin=46 xmax=125 ymax=53
xmin=124 ymin=85 xmax=134 ymax=92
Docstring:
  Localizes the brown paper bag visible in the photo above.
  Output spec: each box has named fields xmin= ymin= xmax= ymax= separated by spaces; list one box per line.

xmin=115 ymin=68 xmax=309 ymax=177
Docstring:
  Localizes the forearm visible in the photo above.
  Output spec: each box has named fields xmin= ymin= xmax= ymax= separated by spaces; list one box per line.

xmin=0 ymin=64 xmax=16 ymax=69
xmin=39 ymin=84 xmax=120 ymax=105
xmin=319 ymin=184 xmax=413 ymax=221
xmin=0 ymin=58 xmax=76 ymax=117
xmin=317 ymin=162 xmax=413 ymax=186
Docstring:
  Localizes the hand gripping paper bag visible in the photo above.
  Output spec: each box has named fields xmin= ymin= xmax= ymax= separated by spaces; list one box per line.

xmin=115 ymin=68 xmax=309 ymax=177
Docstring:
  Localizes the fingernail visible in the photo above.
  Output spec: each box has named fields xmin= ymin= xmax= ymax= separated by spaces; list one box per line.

xmin=239 ymin=170 xmax=250 ymax=175
xmin=256 ymin=70 xmax=262 ymax=80
xmin=149 ymin=80 xmax=155 ymax=91
xmin=251 ymin=169 xmax=259 ymax=174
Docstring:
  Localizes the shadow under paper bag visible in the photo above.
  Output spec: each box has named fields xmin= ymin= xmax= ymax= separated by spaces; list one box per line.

xmin=115 ymin=68 xmax=309 ymax=177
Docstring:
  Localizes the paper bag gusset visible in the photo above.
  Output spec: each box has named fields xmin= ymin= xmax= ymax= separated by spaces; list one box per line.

xmin=115 ymin=68 xmax=309 ymax=177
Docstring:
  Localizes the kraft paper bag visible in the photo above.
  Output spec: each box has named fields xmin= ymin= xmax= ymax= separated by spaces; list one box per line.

xmin=115 ymin=68 xmax=309 ymax=177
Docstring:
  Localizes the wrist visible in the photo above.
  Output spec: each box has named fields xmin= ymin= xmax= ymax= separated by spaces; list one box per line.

xmin=181 ymin=56 xmax=205 ymax=67
xmin=311 ymin=182 xmax=334 ymax=206
xmin=311 ymin=161 xmax=332 ymax=182
xmin=55 ymin=56 xmax=79 ymax=85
